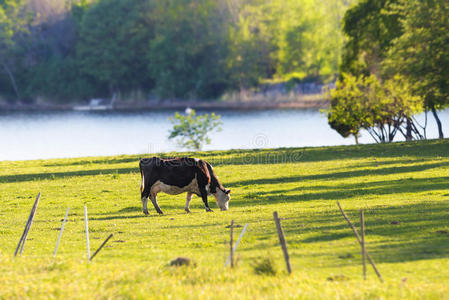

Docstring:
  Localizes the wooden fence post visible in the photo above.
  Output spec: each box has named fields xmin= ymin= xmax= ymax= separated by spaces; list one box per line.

xmin=230 ymin=220 xmax=234 ymax=268
xmin=225 ymin=223 xmax=248 ymax=267
xmin=89 ymin=234 xmax=114 ymax=261
xmin=273 ymin=211 xmax=292 ymax=274
xmin=15 ymin=192 xmax=41 ymax=256
xmin=84 ymin=206 xmax=90 ymax=260
xmin=360 ymin=209 xmax=366 ymax=280
xmin=53 ymin=207 xmax=70 ymax=257
xmin=337 ymin=202 xmax=383 ymax=282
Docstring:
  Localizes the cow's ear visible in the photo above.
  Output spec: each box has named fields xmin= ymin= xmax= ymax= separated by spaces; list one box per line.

xmin=225 ymin=189 xmax=231 ymax=194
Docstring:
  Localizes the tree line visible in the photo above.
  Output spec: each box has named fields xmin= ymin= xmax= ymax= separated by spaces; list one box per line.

xmin=328 ymin=0 xmax=449 ymax=141
xmin=0 ymin=0 xmax=354 ymax=103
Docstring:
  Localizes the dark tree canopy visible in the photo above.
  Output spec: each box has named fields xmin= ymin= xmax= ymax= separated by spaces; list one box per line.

xmin=340 ymin=0 xmax=402 ymax=77
xmin=0 ymin=0 xmax=356 ymax=103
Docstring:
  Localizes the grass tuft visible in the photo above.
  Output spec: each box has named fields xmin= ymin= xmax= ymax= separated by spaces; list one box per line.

xmin=252 ymin=257 xmax=277 ymax=276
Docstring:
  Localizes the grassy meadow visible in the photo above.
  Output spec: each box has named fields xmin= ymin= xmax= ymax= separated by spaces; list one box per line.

xmin=0 ymin=139 xmax=449 ymax=299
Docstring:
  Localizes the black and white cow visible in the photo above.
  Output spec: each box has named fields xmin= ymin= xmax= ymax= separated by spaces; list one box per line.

xmin=139 ymin=157 xmax=231 ymax=215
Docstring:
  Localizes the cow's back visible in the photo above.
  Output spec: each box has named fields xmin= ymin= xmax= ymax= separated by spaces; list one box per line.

xmin=140 ymin=157 xmax=208 ymax=188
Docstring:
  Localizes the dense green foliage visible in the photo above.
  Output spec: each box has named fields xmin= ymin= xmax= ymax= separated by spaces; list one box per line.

xmin=329 ymin=0 xmax=449 ymax=142
xmin=148 ymin=0 xmax=230 ymax=99
xmin=340 ymin=0 xmax=401 ymax=77
xmin=0 ymin=0 xmax=355 ymax=103
xmin=168 ymin=109 xmax=222 ymax=150
xmin=77 ymin=0 xmax=154 ymax=95
xmin=0 ymin=0 xmax=28 ymax=99
xmin=1 ymin=140 xmax=449 ymax=298
xmin=385 ymin=0 xmax=449 ymax=138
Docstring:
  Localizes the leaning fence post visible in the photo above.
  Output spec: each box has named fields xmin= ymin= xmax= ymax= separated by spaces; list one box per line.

xmin=84 ymin=206 xmax=90 ymax=260
xmin=15 ymin=192 xmax=41 ymax=256
xmin=273 ymin=211 xmax=292 ymax=274
xmin=360 ymin=209 xmax=366 ymax=280
xmin=337 ymin=202 xmax=383 ymax=282
xmin=230 ymin=220 xmax=234 ymax=268
xmin=89 ymin=234 xmax=113 ymax=261
xmin=225 ymin=223 xmax=248 ymax=267
xmin=53 ymin=207 xmax=70 ymax=257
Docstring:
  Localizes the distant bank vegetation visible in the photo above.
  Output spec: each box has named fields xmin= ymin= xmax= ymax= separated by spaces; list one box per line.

xmin=0 ymin=0 xmax=355 ymax=103
xmin=328 ymin=0 xmax=449 ymax=143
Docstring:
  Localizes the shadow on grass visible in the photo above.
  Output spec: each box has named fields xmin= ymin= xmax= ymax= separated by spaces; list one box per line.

xmin=1 ymin=140 xmax=448 ymax=184
xmin=201 ymin=140 xmax=449 ymax=166
xmin=0 ymin=167 xmax=137 ymax=183
xmin=90 ymin=214 xmax=150 ymax=221
xmin=227 ymin=173 xmax=449 ymax=211
xmin=227 ymin=161 xmax=449 ymax=188
xmin=280 ymin=201 xmax=449 ymax=263
xmin=43 ymin=157 xmax=138 ymax=167
xmin=5 ymin=153 xmax=442 ymax=185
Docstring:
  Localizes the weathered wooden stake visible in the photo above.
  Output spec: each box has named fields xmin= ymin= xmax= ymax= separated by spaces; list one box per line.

xmin=53 ymin=207 xmax=70 ymax=257
xmin=15 ymin=192 xmax=41 ymax=256
xmin=225 ymin=223 xmax=248 ymax=266
xmin=84 ymin=206 xmax=90 ymax=260
xmin=89 ymin=234 xmax=114 ymax=261
xmin=360 ymin=209 xmax=366 ymax=280
xmin=273 ymin=211 xmax=292 ymax=274
xmin=337 ymin=202 xmax=383 ymax=282
xmin=230 ymin=220 xmax=234 ymax=268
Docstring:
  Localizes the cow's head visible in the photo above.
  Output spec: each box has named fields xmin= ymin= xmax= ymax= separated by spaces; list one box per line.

xmin=213 ymin=188 xmax=231 ymax=211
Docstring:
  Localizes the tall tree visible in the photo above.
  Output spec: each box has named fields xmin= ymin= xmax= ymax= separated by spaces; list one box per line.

xmin=340 ymin=0 xmax=401 ymax=77
xmin=227 ymin=1 xmax=277 ymax=90
xmin=77 ymin=0 xmax=154 ymax=96
xmin=0 ymin=0 xmax=28 ymax=101
xmin=148 ymin=0 xmax=231 ymax=99
xmin=384 ymin=0 xmax=449 ymax=138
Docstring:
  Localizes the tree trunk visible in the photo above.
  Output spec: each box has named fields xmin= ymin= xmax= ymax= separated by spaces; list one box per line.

xmin=1 ymin=62 xmax=20 ymax=101
xmin=406 ymin=118 xmax=412 ymax=141
xmin=354 ymin=134 xmax=359 ymax=145
xmin=431 ymin=106 xmax=444 ymax=139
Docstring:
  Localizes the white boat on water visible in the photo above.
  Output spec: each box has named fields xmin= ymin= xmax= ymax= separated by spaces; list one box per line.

xmin=73 ymin=96 xmax=115 ymax=111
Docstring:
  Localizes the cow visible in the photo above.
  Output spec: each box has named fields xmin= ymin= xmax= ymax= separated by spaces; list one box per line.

xmin=139 ymin=157 xmax=231 ymax=215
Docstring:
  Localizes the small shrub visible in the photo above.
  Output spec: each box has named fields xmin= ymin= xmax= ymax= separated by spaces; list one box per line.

xmin=168 ymin=109 xmax=222 ymax=151
xmin=252 ymin=257 xmax=277 ymax=276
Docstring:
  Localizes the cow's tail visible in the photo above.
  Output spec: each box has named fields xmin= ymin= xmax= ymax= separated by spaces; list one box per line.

xmin=139 ymin=159 xmax=144 ymax=194
xmin=139 ymin=157 xmax=155 ymax=195
xmin=140 ymin=173 xmax=145 ymax=194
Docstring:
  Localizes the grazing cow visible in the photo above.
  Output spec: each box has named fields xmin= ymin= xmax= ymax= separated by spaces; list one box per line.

xmin=139 ymin=157 xmax=231 ymax=215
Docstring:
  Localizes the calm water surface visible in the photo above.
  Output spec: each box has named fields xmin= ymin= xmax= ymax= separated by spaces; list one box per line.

xmin=1 ymin=109 xmax=448 ymax=161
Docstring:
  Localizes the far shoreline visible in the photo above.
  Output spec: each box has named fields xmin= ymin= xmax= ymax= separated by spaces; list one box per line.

xmin=0 ymin=98 xmax=329 ymax=112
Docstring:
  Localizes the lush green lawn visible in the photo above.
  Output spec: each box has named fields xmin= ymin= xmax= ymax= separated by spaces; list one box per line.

xmin=1 ymin=139 xmax=448 ymax=299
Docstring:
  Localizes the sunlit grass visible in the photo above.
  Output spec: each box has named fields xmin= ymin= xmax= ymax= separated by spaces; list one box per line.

xmin=0 ymin=139 xmax=448 ymax=299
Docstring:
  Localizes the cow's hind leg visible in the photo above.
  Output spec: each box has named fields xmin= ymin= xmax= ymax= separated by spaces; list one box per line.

xmin=150 ymin=193 xmax=164 ymax=215
xmin=141 ymin=175 xmax=150 ymax=215
xmin=142 ymin=196 xmax=149 ymax=215
xmin=185 ymin=192 xmax=193 ymax=213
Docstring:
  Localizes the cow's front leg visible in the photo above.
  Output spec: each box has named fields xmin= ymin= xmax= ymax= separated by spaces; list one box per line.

xmin=150 ymin=193 xmax=164 ymax=215
xmin=185 ymin=192 xmax=193 ymax=213
xmin=200 ymin=189 xmax=213 ymax=212
xmin=142 ymin=196 xmax=149 ymax=215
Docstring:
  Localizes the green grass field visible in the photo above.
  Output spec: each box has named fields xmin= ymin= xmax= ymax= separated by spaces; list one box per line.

xmin=1 ymin=139 xmax=448 ymax=299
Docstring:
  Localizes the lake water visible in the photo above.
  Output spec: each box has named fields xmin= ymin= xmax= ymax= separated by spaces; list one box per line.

xmin=1 ymin=109 xmax=448 ymax=161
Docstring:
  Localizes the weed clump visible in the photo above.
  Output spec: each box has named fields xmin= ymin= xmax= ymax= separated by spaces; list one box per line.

xmin=327 ymin=274 xmax=350 ymax=281
xmin=169 ymin=257 xmax=196 ymax=267
xmin=252 ymin=257 xmax=277 ymax=276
